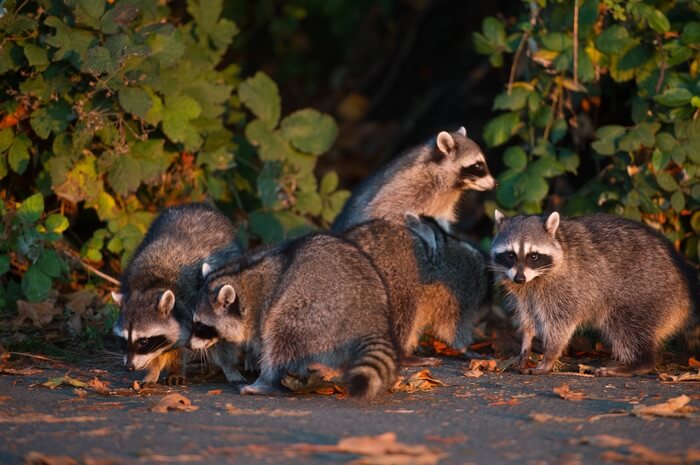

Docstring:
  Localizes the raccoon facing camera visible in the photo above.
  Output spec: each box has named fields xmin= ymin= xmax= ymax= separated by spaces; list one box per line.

xmin=491 ymin=210 xmax=697 ymax=377
xmin=332 ymin=126 xmax=497 ymax=233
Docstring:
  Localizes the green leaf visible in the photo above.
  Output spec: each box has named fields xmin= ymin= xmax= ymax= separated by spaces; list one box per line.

xmin=119 ymin=87 xmax=153 ymax=119
xmin=320 ymin=171 xmax=339 ymax=195
xmin=239 ymin=72 xmax=281 ymax=129
xmin=22 ymin=265 xmax=52 ymax=302
xmin=22 ymin=43 xmax=49 ymax=69
xmin=493 ymin=88 xmax=530 ymax=111
xmin=670 ymin=190 xmax=685 ymax=212
xmin=529 ymin=156 xmax=565 ymax=178
xmin=682 ymin=22 xmax=700 ymax=45
xmin=30 ymin=101 xmax=73 ymax=140
xmin=162 ymin=95 xmax=202 ymax=150
xmin=0 ymin=128 xmax=13 ymax=153
xmin=656 ymin=172 xmax=678 ymax=192
xmin=245 ymin=120 xmax=295 ymax=161
xmin=8 ymin=134 xmax=31 ymax=174
xmin=106 ymin=153 xmax=141 ymax=196
xmin=17 ymin=193 xmax=44 ymax=224
xmin=483 ymin=112 xmax=520 ymax=148
xmin=496 ymin=170 xmax=522 ymax=209
xmin=617 ymin=44 xmax=652 ymax=71
xmin=520 ymin=172 xmax=549 ymax=203
xmin=595 ymin=25 xmax=629 ymax=53
xmin=46 ymin=214 xmax=69 ymax=233
xmin=69 ymin=0 xmax=105 ymax=28
xmin=591 ymin=125 xmax=626 ymax=155
xmin=558 ymin=149 xmax=580 ymax=174
xmin=652 ymin=149 xmax=670 ymax=172
xmin=82 ymin=46 xmax=113 ymax=74
xmin=503 ymin=146 xmax=527 ymax=171
xmin=654 ymin=88 xmax=693 ymax=107
xmin=0 ymin=255 xmax=9 ymax=276
xmin=646 ymin=8 xmax=670 ymax=34
xmin=295 ymin=191 xmax=323 ymax=216
xmin=482 ymin=17 xmax=506 ymax=46
xmin=550 ymin=119 xmax=568 ymax=143
xmin=280 ymin=109 xmax=338 ymax=155
xmin=44 ymin=16 xmax=96 ymax=67
xmin=36 ymin=250 xmax=63 ymax=278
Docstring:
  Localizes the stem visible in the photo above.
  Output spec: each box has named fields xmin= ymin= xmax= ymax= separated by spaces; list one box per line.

xmin=573 ymin=0 xmax=580 ymax=87
xmin=507 ymin=32 xmax=529 ymax=95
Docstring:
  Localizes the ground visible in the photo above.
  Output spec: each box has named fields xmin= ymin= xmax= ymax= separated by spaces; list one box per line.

xmin=0 ymin=356 xmax=699 ymax=465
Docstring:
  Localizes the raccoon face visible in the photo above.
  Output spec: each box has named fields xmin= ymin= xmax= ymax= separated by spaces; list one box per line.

xmin=491 ymin=211 xmax=562 ymax=285
xmin=111 ymin=289 xmax=181 ymax=371
xmin=193 ymin=278 xmax=248 ymax=346
xmin=431 ymin=127 xmax=497 ymax=192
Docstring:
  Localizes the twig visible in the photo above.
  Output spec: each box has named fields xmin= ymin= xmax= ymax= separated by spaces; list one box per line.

xmin=550 ymin=371 xmax=595 ymax=378
xmin=9 ymin=352 xmax=61 ymax=363
xmin=507 ymin=32 xmax=530 ymax=95
xmin=573 ymin=0 xmax=580 ymax=87
xmin=77 ymin=260 xmax=121 ymax=287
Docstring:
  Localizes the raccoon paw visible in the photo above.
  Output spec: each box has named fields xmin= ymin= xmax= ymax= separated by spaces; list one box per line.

xmin=520 ymin=367 xmax=551 ymax=375
xmin=594 ymin=366 xmax=637 ymax=377
xmin=166 ymin=375 xmax=187 ymax=386
xmin=239 ymin=383 xmax=288 ymax=396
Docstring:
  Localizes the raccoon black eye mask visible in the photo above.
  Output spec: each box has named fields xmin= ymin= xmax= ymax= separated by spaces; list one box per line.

xmin=192 ymin=321 xmax=218 ymax=340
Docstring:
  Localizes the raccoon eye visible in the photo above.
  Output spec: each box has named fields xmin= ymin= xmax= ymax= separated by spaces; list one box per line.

xmin=530 ymin=253 xmax=539 ymax=261
xmin=136 ymin=337 xmax=148 ymax=347
xmin=507 ymin=251 xmax=516 ymax=260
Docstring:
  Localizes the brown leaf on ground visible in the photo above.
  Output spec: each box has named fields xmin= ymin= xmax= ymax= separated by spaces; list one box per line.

xmin=658 ymin=372 xmax=700 ymax=382
xmin=150 ymin=393 xmax=198 ymax=413
xmin=0 ymin=367 xmax=43 ymax=376
xmin=87 ymin=378 xmax=110 ymax=394
xmin=601 ymin=444 xmax=700 ymax=464
xmin=463 ymin=369 xmax=483 ymax=378
xmin=632 ymin=395 xmax=696 ymax=419
xmin=488 ymin=397 xmax=520 ymax=407
xmin=13 ymin=300 xmax=61 ymax=329
xmin=463 ymin=359 xmax=498 ymax=377
xmin=578 ymin=435 xmax=633 ymax=448
xmin=294 ymin=432 xmax=444 ymax=465
xmin=24 ymin=451 xmax=78 ymax=465
xmin=206 ymin=389 xmax=223 ymax=396
xmin=554 ymin=383 xmax=587 ymax=401
xmin=0 ymin=395 xmax=10 ymax=403
xmin=392 ymin=369 xmax=446 ymax=393
xmin=224 ymin=403 xmax=310 ymax=417
xmin=0 ymin=413 xmax=105 ymax=424
xmin=41 ymin=375 xmax=89 ymax=389
xmin=282 ymin=365 xmax=346 ymax=395
xmin=530 ymin=413 xmax=584 ymax=423
xmin=689 ymin=356 xmax=700 ymax=368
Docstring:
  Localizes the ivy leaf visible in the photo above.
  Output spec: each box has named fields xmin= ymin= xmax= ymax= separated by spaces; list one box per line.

xmin=119 ymin=87 xmax=153 ymax=119
xmin=483 ymin=112 xmax=520 ymax=148
xmin=280 ymin=109 xmax=338 ymax=155
xmin=595 ymin=25 xmax=629 ymax=53
xmin=503 ymin=146 xmax=527 ymax=171
xmin=654 ymin=88 xmax=693 ymax=107
xmin=16 ymin=193 xmax=44 ymax=224
xmin=239 ymin=72 xmax=281 ymax=129
xmin=8 ymin=134 xmax=31 ymax=174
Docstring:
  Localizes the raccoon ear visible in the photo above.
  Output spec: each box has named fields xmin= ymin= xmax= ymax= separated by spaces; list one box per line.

xmin=217 ymin=284 xmax=236 ymax=309
xmin=158 ymin=290 xmax=176 ymax=315
xmin=545 ymin=212 xmax=560 ymax=237
xmin=457 ymin=126 xmax=467 ymax=137
xmin=111 ymin=291 xmax=123 ymax=305
xmin=494 ymin=209 xmax=505 ymax=227
xmin=202 ymin=262 xmax=211 ymax=278
xmin=436 ymin=131 xmax=456 ymax=155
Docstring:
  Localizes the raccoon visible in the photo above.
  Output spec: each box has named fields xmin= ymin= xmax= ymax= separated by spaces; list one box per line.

xmin=191 ymin=233 xmax=398 ymax=399
xmin=343 ymin=215 xmax=488 ymax=360
xmin=491 ymin=210 xmax=697 ymax=376
xmin=332 ymin=126 xmax=497 ymax=233
xmin=111 ymin=203 xmax=244 ymax=384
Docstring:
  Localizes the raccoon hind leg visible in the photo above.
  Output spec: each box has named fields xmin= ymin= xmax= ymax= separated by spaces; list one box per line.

xmin=239 ymin=365 xmax=288 ymax=396
xmin=345 ymin=334 xmax=398 ymax=399
xmin=596 ymin=310 xmax=657 ymax=377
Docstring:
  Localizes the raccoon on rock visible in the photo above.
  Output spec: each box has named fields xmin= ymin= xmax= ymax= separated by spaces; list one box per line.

xmin=491 ymin=211 xmax=697 ymax=376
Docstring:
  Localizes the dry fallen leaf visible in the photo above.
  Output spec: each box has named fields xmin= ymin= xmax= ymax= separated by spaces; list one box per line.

xmin=41 ymin=375 xmax=89 ymax=390
xmin=0 ymin=367 xmax=43 ymax=376
xmin=24 ymin=451 xmax=78 ymax=465
xmin=393 ymin=369 xmax=446 ymax=393
xmin=658 ymin=371 xmax=700 ymax=382
xmin=553 ymin=383 xmax=587 ymax=402
xmin=530 ymin=413 xmax=584 ymax=424
xmin=87 ymin=377 xmax=110 ymax=394
xmin=601 ymin=444 xmax=700 ymax=464
xmin=150 ymin=393 xmax=198 ymax=413
xmin=282 ymin=365 xmax=346 ymax=395
xmin=488 ymin=397 xmax=520 ymax=407
xmin=463 ymin=369 xmax=483 ymax=378
xmin=206 ymin=389 xmax=223 ymax=396
xmin=632 ymin=395 xmax=695 ymax=419
xmin=0 ymin=395 xmax=10 ymax=403
xmin=13 ymin=300 xmax=61 ymax=329
xmin=689 ymin=356 xmax=700 ymax=368
xmin=578 ymin=435 xmax=633 ymax=448
xmin=294 ymin=432 xmax=445 ymax=465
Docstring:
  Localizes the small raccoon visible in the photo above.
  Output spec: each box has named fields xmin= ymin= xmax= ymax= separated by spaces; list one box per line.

xmin=112 ymin=203 xmax=243 ymax=384
xmin=343 ymin=215 xmax=488 ymax=359
xmin=491 ymin=210 xmax=697 ymax=376
xmin=191 ymin=233 xmax=398 ymax=399
xmin=332 ymin=127 xmax=497 ymax=233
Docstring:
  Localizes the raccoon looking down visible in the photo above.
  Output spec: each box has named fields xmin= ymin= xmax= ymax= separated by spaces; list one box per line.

xmin=112 ymin=203 xmax=243 ymax=385
xmin=332 ymin=126 xmax=497 ymax=232
xmin=491 ymin=210 xmax=697 ymax=376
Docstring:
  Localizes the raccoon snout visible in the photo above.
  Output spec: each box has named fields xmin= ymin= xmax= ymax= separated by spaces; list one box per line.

xmin=125 ymin=361 xmax=136 ymax=371
xmin=513 ymin=273 xmax=526 ymax=284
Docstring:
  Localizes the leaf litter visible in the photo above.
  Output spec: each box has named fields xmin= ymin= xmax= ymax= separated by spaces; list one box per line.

xmin=281 ymin=364 xmax=346 ymax=395
xmin=578 ymin=434 xmax=700 ymax=464
xmin=150 ymin=393 xmax=198 ymax=413
xmin=224 ymin=403 xmax=311 ymax=417
xmin=392 ymin=369 xmax=446 ymax=392
xmin=553 ymin=383 xmax=587 ymax=401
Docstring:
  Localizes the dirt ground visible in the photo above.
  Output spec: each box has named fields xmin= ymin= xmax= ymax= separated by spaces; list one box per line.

xmin=0 ymin=355 xmax=699 ymax=465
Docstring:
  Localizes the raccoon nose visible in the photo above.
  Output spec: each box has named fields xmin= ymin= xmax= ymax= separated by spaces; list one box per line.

xmin=513 ymin=274 xmax=526 ymax=284
xmin=125 ymin=361 xmax=135 ymax=371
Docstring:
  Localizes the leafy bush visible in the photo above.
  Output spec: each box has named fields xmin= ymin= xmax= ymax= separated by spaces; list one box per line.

xmin=475 ymin=0 xmax=699 ymax=263
xmin=0 ymin=0 xmax=346 ymax=310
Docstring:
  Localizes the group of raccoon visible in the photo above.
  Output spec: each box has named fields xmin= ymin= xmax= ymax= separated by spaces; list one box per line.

xmin=111 ymin=127 xmax=699 ymax=399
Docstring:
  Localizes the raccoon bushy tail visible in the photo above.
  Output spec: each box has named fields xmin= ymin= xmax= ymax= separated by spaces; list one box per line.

xmin=346 ymin=334 xmax=398 ymax=399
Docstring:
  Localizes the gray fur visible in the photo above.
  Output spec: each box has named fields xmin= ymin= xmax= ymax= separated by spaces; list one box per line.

xmin=332 ymin=128 xmax=496 ymax=233
xmin=112 ymin=203 xmax=242 ymax=384
xmin=192 ymin=233 xmax=400 ymax=399
xmin=491 ymin=211 xmax=696 ymax=376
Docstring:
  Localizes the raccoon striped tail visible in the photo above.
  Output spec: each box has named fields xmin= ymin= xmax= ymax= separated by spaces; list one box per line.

xmin=345 ymin=335 xmax=398 ymax=400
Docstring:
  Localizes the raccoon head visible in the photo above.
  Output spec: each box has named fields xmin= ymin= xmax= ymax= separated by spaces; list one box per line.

xmin=111 ymin=289 xmax=181 ymax=371
xmin=430 ymin=127 xmax=497 ymax=192
xmin=190 ymin=262 xmax=250 ymax=348
xmin=490 ymin=210 xmax=563 ymax=285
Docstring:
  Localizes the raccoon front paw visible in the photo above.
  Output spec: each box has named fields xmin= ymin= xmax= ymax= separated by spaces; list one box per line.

xmin=166 ymin=375 xmax=187 ymax=386
xmin=594 ymin=366 xmax=636 ymax=377
xmin=239 ymin=383 xmax=288 ymax=396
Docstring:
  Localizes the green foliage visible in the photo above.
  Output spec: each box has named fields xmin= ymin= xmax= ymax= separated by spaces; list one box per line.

xmin=476 ymin=0 xmax=700 ymax=262
xmin=0 ymin=0 xmax=347 ymax=304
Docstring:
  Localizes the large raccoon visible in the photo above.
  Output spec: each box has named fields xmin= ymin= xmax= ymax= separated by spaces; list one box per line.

xmin=190 ymin=233 xmax=397 ymax=399
xmin=111 ymin=203 xmax=243 ymax=384
xmin=343 ymin=215 xmax=488 ymax=360
xmin=332 ymin=126 xmax=496 ymax=233
xmin=491 ymin=210 xmax=697 ymax=376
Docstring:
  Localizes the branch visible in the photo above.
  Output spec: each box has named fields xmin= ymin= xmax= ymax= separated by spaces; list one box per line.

xmin=573 ymin=0 xmax=580 ymax=87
